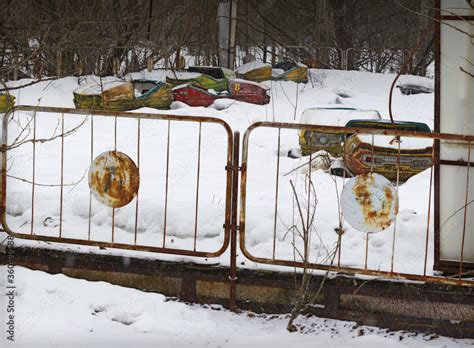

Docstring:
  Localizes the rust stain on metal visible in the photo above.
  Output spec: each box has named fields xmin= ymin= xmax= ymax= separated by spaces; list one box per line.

xmin=341 ymin=173 xmax=398 ymax=233
xmin=352 ymin=174 xmax=395 ymax=230
xmin=88 ymin=151 xmax=140 ymax=208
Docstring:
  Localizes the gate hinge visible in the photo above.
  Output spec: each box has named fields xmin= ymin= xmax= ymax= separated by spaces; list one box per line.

xmin=225 ymin=165 xmax=241 ymax=171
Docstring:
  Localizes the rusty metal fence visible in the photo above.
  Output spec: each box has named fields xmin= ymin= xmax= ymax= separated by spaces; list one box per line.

xmin=1 ymin=107 xmax=474 ymax=305
xmin=240 ymin=122 xmax=474 ymax=287
xmin=1 ymin=106 xmax=233 ymax=258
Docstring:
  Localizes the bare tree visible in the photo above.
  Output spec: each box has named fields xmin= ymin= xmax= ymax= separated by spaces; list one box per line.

xmin=0 ymin=0 xmax=438 ymax=87
xmin=283 ymin=170 xmax=342 ymax=332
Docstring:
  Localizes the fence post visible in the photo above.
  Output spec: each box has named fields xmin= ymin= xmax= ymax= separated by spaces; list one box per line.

xmin=56 ymin=50 xmax=62 ymax=77
xmin=113 ymin=58 xmax=120 ymax=75
xmin=147 ymin=57 xmax=153 ymax=72
xmin=229 ymin=131 xmax=240 ymax=311
xmin=13 ymin=55 xmax=18 ymax=81
xmin=342 ymin=49 xmax=347 ymax=70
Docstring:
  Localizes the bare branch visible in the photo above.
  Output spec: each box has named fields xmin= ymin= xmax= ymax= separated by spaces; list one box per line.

xmin=460 ymin=66 xmax=474 ymax=78
xmin=7 ymin=170 xmax=87 ymax=188
xmin=5 ymin=115 xmax=88 ymax=151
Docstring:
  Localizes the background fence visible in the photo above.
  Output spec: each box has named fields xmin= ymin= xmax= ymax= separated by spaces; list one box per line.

xmin=0 ymin=44 xmax=432 ymax=82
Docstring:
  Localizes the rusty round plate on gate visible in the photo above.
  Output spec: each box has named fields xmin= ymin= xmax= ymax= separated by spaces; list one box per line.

xmin=341 ymin=173 xmax=398 ymax=233
xmin=88 ymin=151 xmax=140 ymax=208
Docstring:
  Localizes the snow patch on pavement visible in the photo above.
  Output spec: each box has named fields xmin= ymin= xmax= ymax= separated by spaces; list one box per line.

xmin=0 ymin=266 xmax=470 ymax=347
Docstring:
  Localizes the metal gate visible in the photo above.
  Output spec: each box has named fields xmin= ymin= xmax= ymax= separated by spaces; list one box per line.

xmin=239 ymin=121 xmax=474 ymax=287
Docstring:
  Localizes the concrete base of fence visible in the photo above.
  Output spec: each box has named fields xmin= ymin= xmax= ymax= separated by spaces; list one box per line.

xmin=1 ymin=246 xmax=473 ymax=338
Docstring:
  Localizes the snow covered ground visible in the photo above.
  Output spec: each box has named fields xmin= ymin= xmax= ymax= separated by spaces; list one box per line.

xmin=1 ymin=266 xmax=472 ymax=347
xmin=1 ymin=69 xmax=440 ymax=276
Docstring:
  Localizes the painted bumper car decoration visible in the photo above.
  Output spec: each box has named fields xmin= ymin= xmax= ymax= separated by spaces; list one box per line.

xmin=227 ymin=79 xmax=270 ymax=105
xmin=166 ymin=66 xmax=235 ymax=92
xmin=0 ymin=93 xmax=15 ymax=112
xmin=273 ymin=61 xmax=308 ymax=83
xmin=343 ymin=120 xmax=433 ymax=182
xmin=172 ymin=79 xmax=270 ymax=107
xmin=235 ymin=61 xmax=272 ymax=82
xmin=73 ymin=80 xmax=173 ymax=111
xmin=172 ymin=83 xmax=219 ymax=107
xmin=298 ymin=107 xmax=382 ymax=157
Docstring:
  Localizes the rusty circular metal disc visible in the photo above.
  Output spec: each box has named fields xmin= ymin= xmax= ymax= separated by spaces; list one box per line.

xmin=341 ymin=173 xmax=399 ymax=233
xmin=88 ymin=151 xmax=140 ymax=208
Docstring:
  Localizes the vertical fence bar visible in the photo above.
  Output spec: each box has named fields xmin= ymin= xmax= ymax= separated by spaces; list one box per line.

xmin=229 ymin=131 xmax=240 ymax=311
xmin=390 ymin=137 xmax=401 ymax=273
xmin=272 ymin=128 xmax=281 ymax=260
xmin=365 ymin=232 xmax=369 ymax=269
xmin=459 ymin=142 xmax=471 ymax=277
xmin=365 ymin=134 xmax=375 ymax=269
xmin=193 ymin=122 xmax=202 ymax=252
xmin=271 ymin=80 xmax=275 ymax=122
xmin=337 ymin=132 xmax=347 ymax=267
xmin=305 ymin=134 xmax=312 ymax=262
xmin=423 ymin=145 xmax=435 ymax=276
xmin=111 ymin=209 xmax=115 ymax=243
xmin=370 ymin=134 xmax=375 ymax=173
xmin=134 ymin=118 xmax=141 ymax=245
xmin=293 ymin=84 xmax=299 ymax=121
xmin=30 ymin=111 xmax=37 ymax=235
xmin=162 ymin=120 xmax=170 ymax=248
xmin=88 ymin=115 xmax=94 ymax=240
xmin=114 ymin=116 xmax=117 ymax=150
xmin=112 ymin=116 xmax=117 ymax=243
xmin=59 ymin=113 xmax=65 ymax=237
xmin=337 ymin=210 xmax=342 ymax=268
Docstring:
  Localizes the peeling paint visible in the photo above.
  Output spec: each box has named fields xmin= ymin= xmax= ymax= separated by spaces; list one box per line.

xmin=341 ymin=173 xmax=398 ymax=233
xmin=88 ymin=151 xmax=140 ymax=208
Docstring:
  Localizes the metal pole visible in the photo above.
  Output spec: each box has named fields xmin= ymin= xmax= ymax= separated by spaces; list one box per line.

xmin=229 ymin=131 xmax=240 ymax=311
xmin=229 ymin=0 xmax=237 ymax=70
xmin=56 ymin=50 xmax=62 ymax=77
xmin=218 ymin=0 xmax=237 ymax=69
xmin=218 ymin=0 xmax=230 ymax=68
xmin=147 ymin=0 xmax=153 ymax=40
